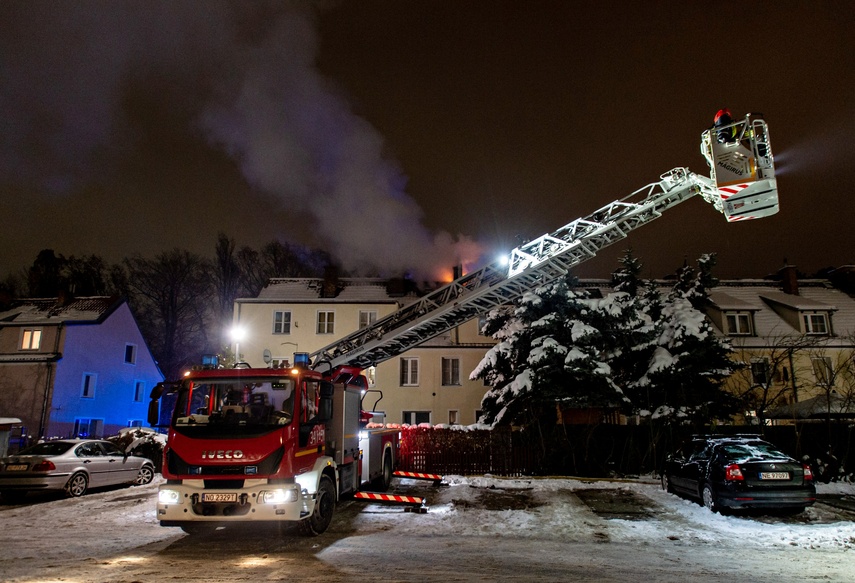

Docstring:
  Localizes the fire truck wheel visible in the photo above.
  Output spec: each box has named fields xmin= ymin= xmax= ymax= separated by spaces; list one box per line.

xmin=376 ymin=450 xmax=393 ymax=492
xmin=300 ymin=476 xmax=335 ymax=536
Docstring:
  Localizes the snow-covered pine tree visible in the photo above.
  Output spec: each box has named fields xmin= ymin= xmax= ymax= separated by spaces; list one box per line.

xmin=634 ymin=255 xmax=737 ymax=425
xmin=472 ymin=276 xmax=629 ymax=428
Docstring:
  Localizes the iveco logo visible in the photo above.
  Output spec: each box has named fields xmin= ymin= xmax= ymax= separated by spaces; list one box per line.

xmin=200 ymin=450 xmax=244 ymax=460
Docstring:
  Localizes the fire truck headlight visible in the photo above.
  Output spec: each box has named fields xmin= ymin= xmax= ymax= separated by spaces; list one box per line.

xmin=259 ymin=488 xmax=297 ymax=504
xmin=158 ymin=489 xmax=181 ymax=505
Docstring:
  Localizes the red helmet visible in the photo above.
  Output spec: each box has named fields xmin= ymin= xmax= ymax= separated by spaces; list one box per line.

xmin=714 ymin=108 xmax=731 ymax=122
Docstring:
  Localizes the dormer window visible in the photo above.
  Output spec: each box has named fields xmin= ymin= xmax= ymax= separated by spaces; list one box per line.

xmin=803 ymin=312 xmax=829 ymax=335
xmin=725 ymin=311 xmax=753 ymax=335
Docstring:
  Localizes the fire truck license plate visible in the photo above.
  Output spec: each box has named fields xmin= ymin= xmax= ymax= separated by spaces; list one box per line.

xmin=759 ymin=472 xmax=789 ymax=480
xmin=202 ymin=493 xmax=238 ymax=503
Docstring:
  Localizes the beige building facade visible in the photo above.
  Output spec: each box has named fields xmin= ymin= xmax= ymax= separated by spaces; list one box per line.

xmin=232 ymin=278 xmax=494 ymax=426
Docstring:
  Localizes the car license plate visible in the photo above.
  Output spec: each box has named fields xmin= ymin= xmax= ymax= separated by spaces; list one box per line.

xmin=201 ymin=493 xmax=237 ymax=503
xmin=759 ymin=472 xmax=789 ymax=480
xmin=5 ymin=464 xmax=28 ymax=471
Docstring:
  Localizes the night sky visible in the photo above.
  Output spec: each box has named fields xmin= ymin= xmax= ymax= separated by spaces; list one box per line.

xmin=1 ymin=1 xmax=853 ymax=282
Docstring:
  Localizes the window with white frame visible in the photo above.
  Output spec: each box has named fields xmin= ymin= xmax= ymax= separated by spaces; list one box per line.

xmin=750 ymin=358 xmax=770 ymax=385
xmin=365 ymin=366 xmax=377 ymax=387
xmin=134 ymin=380 xmax=145 ymax=402
xmin=81 ymin=373 xmax=97 ymax=398
xmin=812 ymin=356 xmax=833 ymax=385
xmin=273 ymin=310 xmax=292 ymax=334
xmin=124 ymin=343 xmax=137 ymax=364
xmin=803 ymin=312 xmax=829 ymax=335
xmin=400 ymin=357 xmax=419 ymax=386
xmin=317 ymin=310 xmax=335 ymax=334
xmin=403 ymin=411 xmax=430 ymax=425
xmin=448 ymin=410 xmax=459 ymax=425
xmin=441 ymin=357 xmax=461 ymax=386
xmin=20 ymin=328 xmax=42 ymax=350
xmin=725 ymin=312 xmax=753 ymax=335
xmin=359 ymin=310 xmax=377 ymax=329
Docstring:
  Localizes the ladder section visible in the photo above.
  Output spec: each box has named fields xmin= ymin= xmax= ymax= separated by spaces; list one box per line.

xmin=311 ymin=168 xmax=704 ymax=370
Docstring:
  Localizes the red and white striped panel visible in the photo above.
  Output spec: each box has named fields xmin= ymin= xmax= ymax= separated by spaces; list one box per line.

xmin=393 ymin=471 xmax=443 ymax=481
xmin=718 ymin=183 xmax=750 ymax=199
xmin=354 ymin=492 xmax=425 ymax=505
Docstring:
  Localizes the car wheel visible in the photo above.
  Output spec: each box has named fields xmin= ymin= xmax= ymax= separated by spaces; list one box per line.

xmin=701 ymin=483 xmax=719 ymax=513
xmin=135 ymin=464 xmax=155 ymax=485
xmin=300 ymin=476 xmax=336 ymax=536
xmin=65 ymin=472 xmax=89 ymax=498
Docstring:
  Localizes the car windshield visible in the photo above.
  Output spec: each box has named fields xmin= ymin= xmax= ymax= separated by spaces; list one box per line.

xmin=720 ymin=441 xmax=788 ymax=462
xmin=172 ymin=377 xmax=296 ymax=430
xmin=17 ymin=441 xmax=75 ymax=456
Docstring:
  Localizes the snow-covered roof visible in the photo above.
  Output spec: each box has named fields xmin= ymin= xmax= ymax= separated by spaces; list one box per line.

xmin=0 ymin=296 xmax=122 ymax=326
xmin=706 ymin=281 xmax=855 ymax=346
xmin=244 ymin=278 xmax=419 ymax=304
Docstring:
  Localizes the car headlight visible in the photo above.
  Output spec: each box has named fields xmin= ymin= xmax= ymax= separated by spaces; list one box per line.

xmin=158 ymin=489 xmax=181 ymax=505
xmin=258 ymin=488 xmax=298 ymax=504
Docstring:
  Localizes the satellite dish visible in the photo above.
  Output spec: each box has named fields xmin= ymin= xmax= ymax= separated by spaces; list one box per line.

xmin=262 ymin=349 xmax=272 ymax=364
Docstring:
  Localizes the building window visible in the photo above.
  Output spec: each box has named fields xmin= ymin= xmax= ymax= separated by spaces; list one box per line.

xmin=448 ymin=410 xmax=459 ymax=425
xmin=400 ymin=357 xmax=419 ymax=386
xmin=317 ymin=311 xmax=335 ymax=334
xmin=81 ymin=373 xmax=97 ymax=398
xmin=271 ymin=357 xmax=291 ymax=369
xmin=273 ymin=310 xmax=292 ymax=334
xmin=475 ymin=410 xmax=484 ymax=423
xmin=477 ymin=315 xmax=488 ymax=336
xmin=134 ymin=381 xmax=145 ymax=402
xmin=803 ymin=313 xmax=829 ymax=335
xmin=20 ymin=328 xmax=42 ymax=350
xmin=725 ymin=312 xmax=753 ymax=335
xmin=74 ymin=418 xmax=103 ymax=438
xmin=359 ymin=310 xmax=377 ymax=329
xmin=124 ymin=344 xmax=137 ymax=364
xmin=127 ymin=420 xmax=143 ymax=428
xmin=403 ymin=411 xmax=430 ymax=425
xmin=365 ymin=366 xmax=377 ymax=388
xmin=750 ymin=359 xmax=770 ymax=385
xmin=442 ymin=357 xmax=461 ymax=386
xmin=812 ymin=357 xmax=833 ymax=385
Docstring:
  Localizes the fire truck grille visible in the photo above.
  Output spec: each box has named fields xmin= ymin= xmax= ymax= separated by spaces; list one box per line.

xmin=167 ymin=446 xmax=285 ymax=477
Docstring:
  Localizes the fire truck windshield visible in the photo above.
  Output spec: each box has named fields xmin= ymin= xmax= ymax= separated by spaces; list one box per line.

xmin=172 ymin=377 xmax=296 ymax=429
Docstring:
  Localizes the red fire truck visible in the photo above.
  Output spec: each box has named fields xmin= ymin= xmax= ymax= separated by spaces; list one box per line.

xmin=148 ymin=356 xmax=398 ymax=535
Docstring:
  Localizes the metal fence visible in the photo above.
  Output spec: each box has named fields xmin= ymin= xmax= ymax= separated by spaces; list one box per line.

xmin=397 ymin=426 xmax=540 ymax=477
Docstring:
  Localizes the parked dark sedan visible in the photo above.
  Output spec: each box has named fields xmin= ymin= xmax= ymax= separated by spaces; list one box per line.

xmin=0 ymin=439 xmax=155 ymax=502
xmin=661 ymin=435 xmax=815 ymax=513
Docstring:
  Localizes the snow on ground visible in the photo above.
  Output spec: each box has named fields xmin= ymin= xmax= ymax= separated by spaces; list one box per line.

xmin=0 ymin=475 xmax=853 ymax=582
xmin=355 ymin=475 xmax=855 ymax=551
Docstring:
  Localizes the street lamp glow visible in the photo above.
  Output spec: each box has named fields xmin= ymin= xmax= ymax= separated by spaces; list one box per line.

xmin=230 ymin=325 xmax=246 ymax=342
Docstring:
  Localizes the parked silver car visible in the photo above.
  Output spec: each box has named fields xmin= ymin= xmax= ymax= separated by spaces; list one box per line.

xmin=0 ymin=439 xmax=155 ymax=502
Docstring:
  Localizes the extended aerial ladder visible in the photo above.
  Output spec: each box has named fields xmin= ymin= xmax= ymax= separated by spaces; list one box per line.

xmin=310 ymin=113 xmax=779 ymax=371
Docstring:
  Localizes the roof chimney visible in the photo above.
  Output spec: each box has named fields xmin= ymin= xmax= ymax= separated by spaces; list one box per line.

xmin=321 ymin=266 xmax=339 ymax=298
xmin=779 ymin=265 xmax=799 ymax=295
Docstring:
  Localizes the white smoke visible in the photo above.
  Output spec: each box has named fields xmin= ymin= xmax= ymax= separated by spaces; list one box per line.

xmin=0 ymin=1 xmax=482 ymax=279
